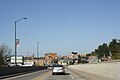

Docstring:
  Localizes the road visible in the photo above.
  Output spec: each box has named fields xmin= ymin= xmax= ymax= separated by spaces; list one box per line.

xmin=1 ymin=68 xmax=88 ymax=80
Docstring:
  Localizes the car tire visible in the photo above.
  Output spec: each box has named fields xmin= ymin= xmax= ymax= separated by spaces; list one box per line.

xmin=52 ymin=73 xmax=54 ymax=75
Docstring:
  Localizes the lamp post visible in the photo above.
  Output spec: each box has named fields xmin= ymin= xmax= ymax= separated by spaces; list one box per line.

xmin=15 ymin=18 xmax=27 ymax=66
xmin=37 ymin=41 xmax=41 ymax=58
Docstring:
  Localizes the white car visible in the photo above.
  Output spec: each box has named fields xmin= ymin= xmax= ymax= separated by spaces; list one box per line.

xmin=52 ymin=64 xmax=65 ymax=75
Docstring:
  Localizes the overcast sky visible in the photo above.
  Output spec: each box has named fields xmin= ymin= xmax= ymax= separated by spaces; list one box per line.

xmin=0 ymin=0 xmax=120 ymax=56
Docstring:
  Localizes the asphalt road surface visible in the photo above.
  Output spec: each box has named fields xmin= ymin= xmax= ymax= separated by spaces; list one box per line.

xmin=1 ymin=68 xmax=88 ymax=80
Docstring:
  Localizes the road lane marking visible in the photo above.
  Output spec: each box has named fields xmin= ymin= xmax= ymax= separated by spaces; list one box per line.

xmin=69 ymin=75 xmax=75 ymax=80
xmin=66 ymin=68 xmax=88 ymax=80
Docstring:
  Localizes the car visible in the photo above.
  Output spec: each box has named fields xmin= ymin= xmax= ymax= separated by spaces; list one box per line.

xmin=48 ymin=63 xmax=57 ymax=70
xmin=52 ymin=64 xmax=65 ymax=75
xmin=48 ymin=65 xmax=54 ymax=70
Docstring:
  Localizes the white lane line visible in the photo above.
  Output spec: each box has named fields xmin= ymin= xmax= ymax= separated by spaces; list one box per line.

xmin=70 ymin=74 xmax=75 ymax=80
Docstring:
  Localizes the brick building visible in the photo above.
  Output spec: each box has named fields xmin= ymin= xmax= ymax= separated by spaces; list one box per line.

xmin=44 ymin=53 xmax=58 ymax=65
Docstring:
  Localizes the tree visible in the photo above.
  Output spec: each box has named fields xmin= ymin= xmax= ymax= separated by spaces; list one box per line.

xmin=109 ymin=39 xmax=118 ymax=53
xmin=0 ymin=43 xmax=12 ymax=67
xmin=109 ymin=39 xmax=120 ymax=59
xmin=92 ymin=39 xmax=120 ymax=60
xmin=92 ymin=43 xmax=109 ymax=59
xmin=0 ymin=48 xmax=4 ymax=67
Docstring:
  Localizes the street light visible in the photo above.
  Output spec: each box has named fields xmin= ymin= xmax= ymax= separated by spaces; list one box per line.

xmin=37 ymin=41 xmax=41 ymax=58
xmin=15 ymin=17 xmax=27 ymax=66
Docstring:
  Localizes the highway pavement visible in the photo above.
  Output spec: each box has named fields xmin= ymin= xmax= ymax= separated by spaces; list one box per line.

xmin=1 ymin=68 xmax=88 ymax=80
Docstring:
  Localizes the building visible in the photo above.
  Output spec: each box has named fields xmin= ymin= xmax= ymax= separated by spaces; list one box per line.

xmin=34 ymin=57 xmax=45 ymax=66
xmin=68 ymin=52 xmax=78 ymax=59
xmin=24 ymin=55 xmax=45 ymax=66
xmin=45 ymin=53 xmax=58 ymax=65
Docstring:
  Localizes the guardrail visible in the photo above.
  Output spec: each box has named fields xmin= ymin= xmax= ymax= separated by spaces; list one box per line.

xmin=0 ymin=66 xmax=47 ymax=79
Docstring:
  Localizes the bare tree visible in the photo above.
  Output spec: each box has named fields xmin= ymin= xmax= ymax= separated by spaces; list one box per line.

xmin=0 ymin=48 xmax=4 ymax=67
xmin=0 ymin=43 xmax=12 ymax=67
